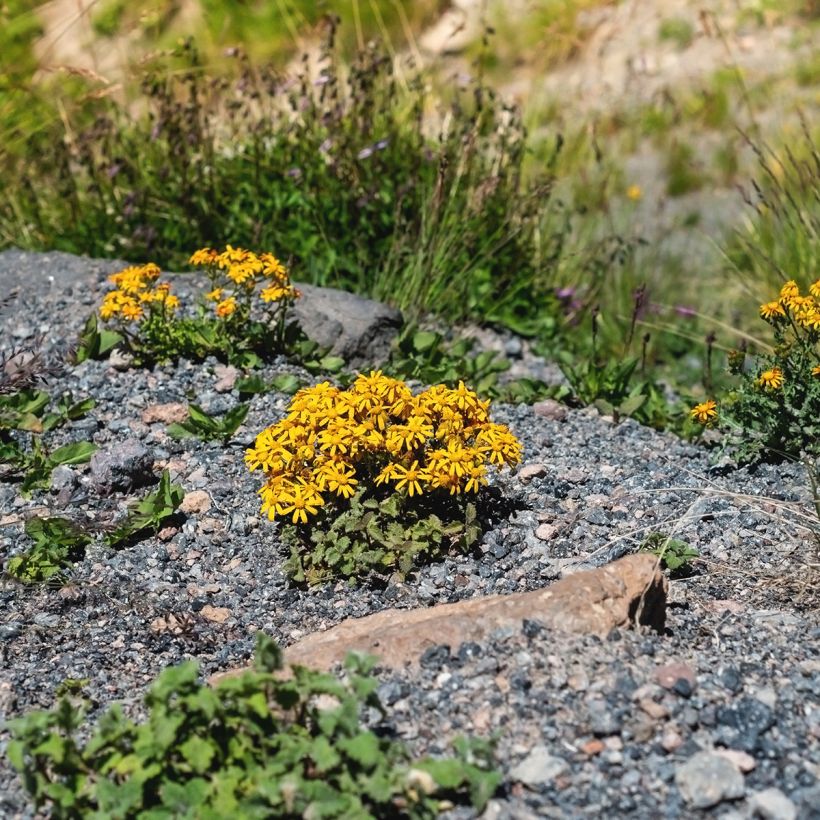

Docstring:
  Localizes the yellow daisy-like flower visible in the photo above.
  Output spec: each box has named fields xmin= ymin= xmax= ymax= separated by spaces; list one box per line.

xmin=779 ymin=280 xmax=800 ymax=306
xmin=626 ymin=184 xmax=642 ymax=202
xmin=810 ymin=280 xmax=820 ymax=300
xmin=120 ymin=299 xmax=144 ymax=322
xmin=205 ymin=288 xmax=224 ymax=302
xmin=757 ymin=367 xmax=784 ymax=390
xmin=759 ymin=301 xmax=786 ymax=321
xmin=189 ymin=248 xmax=218 ymax=266
xmin=259 ymin=253 xmax=288 ymax=282
xmin=800 ymin=310 xmax=820 ymax=331
xmin=391 ymin=460 xmax=429 ymax=497
xmin=260 ymin=285 xmax=298 ymax=303
xmin=215 ymin=297 xmax=237 ymax=318
xmin=277 ymin=481 xmax=324 ymax=524
xmin=812 ymin=365 xmax=820 ymax=378
xmin=689 ymin=400 xmax=718 ymax=425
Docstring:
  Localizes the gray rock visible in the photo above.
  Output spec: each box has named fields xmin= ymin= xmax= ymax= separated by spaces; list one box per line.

xmin=0 ymin=249 xmax=127 ymax=293
xmin=675 ymin=751 xmax=745 ymax=809
xmin=749 ymin=788 xmax=797 ymax=820
xmin=90 ymin=438 xmax=154 ymax=494
xmin=509 ymin=746 xmax=569 ymax=788
xmin=50 ymin=465 xmax=77 ymax=493
xmin=291 ymin=282 xmax=402 ymax=368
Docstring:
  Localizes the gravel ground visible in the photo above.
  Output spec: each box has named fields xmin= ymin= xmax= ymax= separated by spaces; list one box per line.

xmin=0 ymin=251 xmax=818 ymax=819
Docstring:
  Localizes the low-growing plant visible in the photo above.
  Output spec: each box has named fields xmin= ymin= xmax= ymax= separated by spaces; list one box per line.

xmin=693 ymin=278 xmax=820 ymax=463
xmin=7 ymin=632 xmax=501 ymax=818
xmin=640 ymin=531 xmax=699 ymax=574
xmin=103 ymin=470 xmax=184 ymax=546
xmin=0 ymin=386 xmax=97 ymax=496
xmin=246 ymin=373 xmax=522 ymax=584
xmin=96 ymin=246 xmax=299 ymax=366
xmin=167 ymin=403 xmax=249 ymax=444
xmin=4 ymin=471 xmax=183 ymax=584
xmin=4 ymin=516 xmax=93 ymax=585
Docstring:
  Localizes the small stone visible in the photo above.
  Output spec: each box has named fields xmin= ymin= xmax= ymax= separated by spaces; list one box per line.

xmin=639 ymin=698 xmax=669 ymax=720
xmin=213 ymin=364 xmax=239 ymax=393
xmin=675 ymin=751 xmax=745 ymax=809
xmin=661 ymin=729 xmax=683 ymax=753
xmin=200 ymin=605 xmax=231 ymax=624
xmin=587 ymin=699 xmax=621 ymax=736
xmin=518 ymin=464 xmax=547 ymax=481
xmin=141 ymin=403 xmax=189 ymax=424
xmin=749 ymin=788 xmax=797 ymax=820
xmin=715 ymin=749 xmax=757 ymax=773
xmin=90 ymin=439 xmax=153 ymax=494
xmin=509 ymin=746 xmax=569 ymax=788
xmin=532 ymin=399 xmax=568 ymax=422
xmin=108 ymin=349 xmax=133 ymax=370
xmin=655 ymin=662 xmax=697 ymax=692
xmin=50 ymin=465 xmax=77 ymax=493
xmin=581 ymin=739 xmax=604 ymax=756
xmin=535 ymin=523 xmax=558 ymax=541
xmin=180 ymin=490 xmax=212 ymax=515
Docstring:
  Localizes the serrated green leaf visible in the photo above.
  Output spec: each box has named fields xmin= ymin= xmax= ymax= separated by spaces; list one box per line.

xmin=179 ymin=736 xmax=216 ymax=774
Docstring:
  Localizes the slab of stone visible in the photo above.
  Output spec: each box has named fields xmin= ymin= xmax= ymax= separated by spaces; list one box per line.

xmin=291 ymin=282 xmax=402 ymax=368
xmin=675 ymin=751 xmax=745 ymax=809
xmin=210 ymin=554 xmax=666 ymax=684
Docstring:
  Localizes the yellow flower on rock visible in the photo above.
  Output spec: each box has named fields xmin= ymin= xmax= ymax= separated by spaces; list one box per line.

xmin=690 ymin=400 xmax=718 ymax=424
xmin=757 ymin=367 xmax=784 ymax=390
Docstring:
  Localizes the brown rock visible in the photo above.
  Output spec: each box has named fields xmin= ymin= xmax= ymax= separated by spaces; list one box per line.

xmin=655 ymin=662 xmax=697 ymax=691
xmin=210 ymin=554 xmax=666 ymax=684
xmin=213 ymin=364 xmax=239 ymax=393
xmin=180 ymin=490 xmax=212 ymax=515
xmin=535 ymin=523 xmax=558 ymax=541
xmin=200 ymin=605 xmax=231 ymax=624
xmin=639 ymin=698 xmax=669 ymax=720
xmin=661 ymin=729 xmax=683 ymax=753
xmin=716 ymin=748 xmax=757 ymax=773
xmin=518 ymin=464 xmax=547 ymax=481
xmin=581 ymin=739 xmax=604 ymax=756
xmin=532 ymin=399 xmax=568 ymax=422
xmin=141 ymin=402 xmax=189 ymax=425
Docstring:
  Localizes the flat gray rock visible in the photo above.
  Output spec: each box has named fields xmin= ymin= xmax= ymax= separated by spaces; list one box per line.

xmin=291 ymin=282 xmax=402 ymax=369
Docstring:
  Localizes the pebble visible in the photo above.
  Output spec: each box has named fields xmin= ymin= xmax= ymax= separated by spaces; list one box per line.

xmin=509 ymin=746 xmax=569 ymax=788
xmin=675 ymin=751 xmax=746 ymax=809
xmin=748 ymin=788 xmax=797 ymax=820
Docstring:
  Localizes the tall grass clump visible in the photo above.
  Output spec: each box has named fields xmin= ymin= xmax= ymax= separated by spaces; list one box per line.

xmin=725 ymin=126 xmax=819 ymax=306
xmin=0 ymin=25 xmax=596 ymax=331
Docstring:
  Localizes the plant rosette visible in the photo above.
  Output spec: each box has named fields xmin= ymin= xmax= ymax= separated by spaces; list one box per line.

xmin=246 ymin=372 xmax=522 ymax=584
xmin=94 ymin=246 xmax=299 ymax=365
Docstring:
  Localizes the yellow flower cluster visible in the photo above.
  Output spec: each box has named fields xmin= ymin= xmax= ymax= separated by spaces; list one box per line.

xmin=760 ymin=279 xmax=820 ymax=330
xmin=246 ymin=373 xmax=522 ymax=524
xmin=100 ymin=263 xmax=180 ymax=322
xmin=189 ymin=245 xmax=299 ymax=318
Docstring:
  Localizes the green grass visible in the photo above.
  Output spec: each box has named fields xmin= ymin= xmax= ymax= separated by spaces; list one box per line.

xmin=658 ymin=17 xmax=695 ymax=50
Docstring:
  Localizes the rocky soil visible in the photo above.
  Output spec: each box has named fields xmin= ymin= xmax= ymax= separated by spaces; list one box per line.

xmin=0 ymin=250 xmax=818 ymax=819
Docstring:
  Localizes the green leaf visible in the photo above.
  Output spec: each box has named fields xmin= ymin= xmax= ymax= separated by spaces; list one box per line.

xmin=412 ymin=330 xmax=439 ymax=353
xmin=49 ymin=441 xmax=97 ymax=466
xmin=166 ymin=422 xmax=197 ymax=439
xmin=270 ymin=373 xmax=301 ymax=394
xmin=319 ymin=355 xmax=346 ymax=373
xmin=179 ymin=735 xmax=216 ymax=774
xmin=618 ymin=393 xmax=647 ymax=417
xmin=338 ymin=732 xmax=381 ymax=769
xmin=416 ymin=757 xmax=466 ymax=789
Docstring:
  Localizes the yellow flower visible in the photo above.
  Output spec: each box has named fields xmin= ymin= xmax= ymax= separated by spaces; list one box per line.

xmin=464 ymin=463 xmax=488 ymax=493
xmin=189 ymin=248 xmax=218 ymax=266
xmin=800 ymin=310 xmax=820 ymax=331
xmin=259 ymin=253 xmax=288 ymax=282
xmin=812 ymin=365 xmax=820 ymax=378
xmin=205 ymin=288 xmax=224 ymax=302
xmin=215 ymin=297 xmax=237 ymax=318
xmin=779 ymin=280 xmax=800 ymax=306
xmin=757 ymin=367 xmax=784 ymax=390
xmin=391 ymin=460 xmax=429 ymax=497
xmin=226 ymin=262 xmax=259 ymax=285
xmin=120 ymin=299 xmax=144 ymax=322
xmin=321 ymin=463 xmax=358 ymax=499
xmin=689 ymin=400 xmax=718 ymax=424
xmin=759 ymin=301 xmax=786 ymax=321
xmin=626 ymin=184 xmax=642 ymax=201
xmin=260 ymin=285 xmax=298 ymax=303
xmin=277 ymin=481 xmax=324 ymax=524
